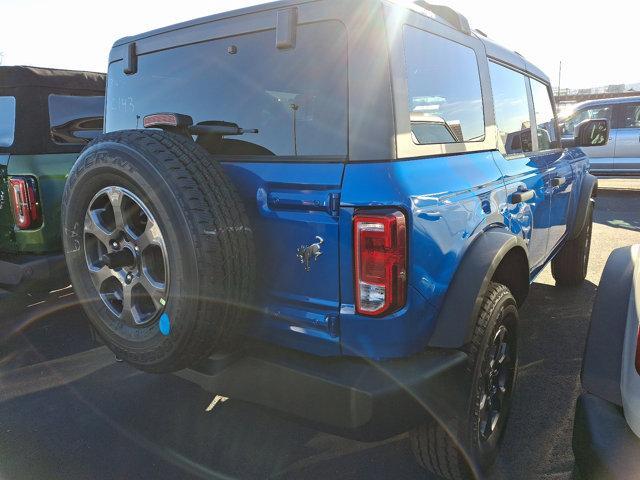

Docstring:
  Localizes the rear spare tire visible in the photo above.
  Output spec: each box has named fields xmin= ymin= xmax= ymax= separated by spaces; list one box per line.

xmin=62 ymin=130 xmax=255 ymax=373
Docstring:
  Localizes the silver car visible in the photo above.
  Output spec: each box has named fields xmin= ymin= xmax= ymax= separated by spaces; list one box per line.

xmin=560 ymin=96 xmax=640 ymax=174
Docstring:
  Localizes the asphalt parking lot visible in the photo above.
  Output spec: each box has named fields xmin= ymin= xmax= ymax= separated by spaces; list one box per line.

xmin=1 ymin=179 xmax=639 ymax=480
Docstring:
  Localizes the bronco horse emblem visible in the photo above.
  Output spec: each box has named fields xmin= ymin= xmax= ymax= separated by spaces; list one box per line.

xmin=297 ymin=236 xmax=324 ymax=272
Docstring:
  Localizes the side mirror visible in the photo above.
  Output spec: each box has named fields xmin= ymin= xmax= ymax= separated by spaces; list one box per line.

xmin=575 ymin=118 xmax=609 ymax=147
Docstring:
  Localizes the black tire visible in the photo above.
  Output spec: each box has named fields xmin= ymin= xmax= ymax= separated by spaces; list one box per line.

xmin=410 ymin=282 xmax=519 ymax=480
xmin=62 ymin=129 xmax=255 ymax=373
xmin=551 ymin=201 xmax=594 ymax=287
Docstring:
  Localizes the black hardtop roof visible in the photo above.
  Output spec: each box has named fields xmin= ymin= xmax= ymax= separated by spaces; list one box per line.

xmin=112 ymin=0 xmax=464 ymax=47
xmin=113 ymin=0 xmax=319 ymax=47
xmin=0 ymin=65 xmax=105 ymax=91
xmin=111 ymin=0 xmax=549 ymax=84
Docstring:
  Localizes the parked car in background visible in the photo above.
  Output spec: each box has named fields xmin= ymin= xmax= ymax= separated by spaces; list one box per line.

xmin=61 ymin=1 xmax=608 ymax=478
xmin=0 ymin=66 xmax=105 ymax=293
xmin=574 ymin=245 xmax=640 ymax=479
xmin=559 ymin=96 xmax=640 ymax=174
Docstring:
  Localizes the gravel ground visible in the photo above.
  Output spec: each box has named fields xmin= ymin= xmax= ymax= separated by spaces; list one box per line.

xmin=0 ymin=179 xmax=639 ymax=480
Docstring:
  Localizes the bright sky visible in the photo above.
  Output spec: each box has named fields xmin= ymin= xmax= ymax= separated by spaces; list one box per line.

xmin=1 ymin=0 xmax=637 ymax=89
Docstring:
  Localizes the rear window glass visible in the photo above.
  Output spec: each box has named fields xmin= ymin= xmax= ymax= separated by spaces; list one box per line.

xmin=0 ymin=96 xmax=16 ymax=147
xmin=49 ymin=95 xmax=104 ymax=145
xmin=403 ymin=25 xmax=485 ymax=145
xmin=106 ymin=21 xmax=348 ymax=158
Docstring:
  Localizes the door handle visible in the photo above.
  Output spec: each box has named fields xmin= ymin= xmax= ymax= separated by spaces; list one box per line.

xmin=511 ymin=189 xmax=534 ymax=204
xmin=551 ymin=177 xmax=566 ymax=187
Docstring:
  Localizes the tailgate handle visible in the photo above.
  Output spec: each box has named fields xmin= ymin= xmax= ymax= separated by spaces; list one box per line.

xmin=267 ymin=191 xmax=339 ymax=216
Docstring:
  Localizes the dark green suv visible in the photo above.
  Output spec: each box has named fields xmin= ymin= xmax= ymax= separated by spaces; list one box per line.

xmin=0 ymin=66 xmax=105 ymax=293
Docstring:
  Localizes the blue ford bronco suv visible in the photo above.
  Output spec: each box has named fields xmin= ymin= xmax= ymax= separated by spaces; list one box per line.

xmin=61 ymin=1 xmax=609 ymax=478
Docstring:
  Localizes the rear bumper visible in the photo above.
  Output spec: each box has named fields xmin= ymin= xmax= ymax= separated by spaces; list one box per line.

xmin=177 ymin=344 xmax=471 ymax=441
xmin=0 ymin=253 xmax=69 ymax=292
xmin=573 ymin=394 xmax=640 ymax=479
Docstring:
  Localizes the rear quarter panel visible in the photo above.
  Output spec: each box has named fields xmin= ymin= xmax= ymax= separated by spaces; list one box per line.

xmin=339 ymin=152 xmax=509 ymax=357
xmin=7 ymin=153 xmax=78 ymax=253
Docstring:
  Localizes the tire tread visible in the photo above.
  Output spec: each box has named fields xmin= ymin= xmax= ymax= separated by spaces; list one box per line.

xmin=63 ymin=129 xmax=255 ymax=372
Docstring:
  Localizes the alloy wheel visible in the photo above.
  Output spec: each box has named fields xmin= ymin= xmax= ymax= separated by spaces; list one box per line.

xmin=478 ymin=321 xmax=516 ymax=441
xmin=83 ymin=186 xmax=169 ymax=326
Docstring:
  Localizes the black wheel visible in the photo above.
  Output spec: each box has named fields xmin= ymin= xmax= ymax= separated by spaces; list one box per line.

xmin=410 ymin=282 xmax=519 ymax=480
xmin=552 ymin=200 xmax=594 ymax=287
xmin=62 ymin=130 xmax=255 ymax=373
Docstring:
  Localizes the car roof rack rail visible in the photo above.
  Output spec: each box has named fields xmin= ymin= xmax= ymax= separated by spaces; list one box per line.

xmin=413 ymin=1 xmax=471 ymax=35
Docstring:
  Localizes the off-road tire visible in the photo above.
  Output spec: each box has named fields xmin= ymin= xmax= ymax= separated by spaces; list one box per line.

xmin=62 ymin=129 xmax=255 ymax=373
xmin=552 ymin=201 xmax=594 ymax=287
xmin=410 ymin=282 xmax=519 ymax=480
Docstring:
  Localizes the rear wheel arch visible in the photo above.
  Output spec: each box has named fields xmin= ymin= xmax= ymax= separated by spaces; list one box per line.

xmin=491 ymin=246 xmax=529 ymax=307
xmin=428 ymin=229 xmax=529 ymax=349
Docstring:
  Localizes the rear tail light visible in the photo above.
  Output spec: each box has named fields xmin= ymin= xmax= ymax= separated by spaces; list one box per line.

xmin=354 ymin=211 xmax=407 ymax=316
xmin=9 ymin=177 xmax=41 ymax=230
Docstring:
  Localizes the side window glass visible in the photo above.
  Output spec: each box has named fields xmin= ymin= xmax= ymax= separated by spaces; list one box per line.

xmin=530 ymin=79 xmax=559 ymax=150
xmin=0 ymin=96 xmax=16 ymax=147
xmin=403 ymin=25 xmax=485 ymax=144
xmin=560 ymin=106 xmax=612 ymax=137
xmin=618 ymin=104 xmax=640 ymax=128
xmin=48 ymin=95 xmax=104 ymax=145
xmin=488 ymin=62 xmax=532 ymax=155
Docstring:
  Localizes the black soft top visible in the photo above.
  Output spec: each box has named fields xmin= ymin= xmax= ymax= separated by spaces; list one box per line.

xmin=0 ymin=66 xmax=106 ymax=155
xmin=0 ymin=66 xmax=105 ymax=91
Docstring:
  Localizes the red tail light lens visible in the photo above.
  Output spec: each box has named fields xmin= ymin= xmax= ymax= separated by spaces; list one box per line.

xmin=9 ymin=177 xmax=41 ymax=230
xmin=354 ymin=211 xmax=407 ymax=316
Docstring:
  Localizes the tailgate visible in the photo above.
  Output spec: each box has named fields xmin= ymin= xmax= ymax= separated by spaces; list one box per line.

xmin=223 ymin=161 xmax=344 ymax=355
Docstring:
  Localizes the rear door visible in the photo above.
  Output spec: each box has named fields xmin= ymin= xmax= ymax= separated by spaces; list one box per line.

xmin=529 ymin=77 xmax=575 ymax=253
xmin=613 ymin=102 xmax=640 ymax=172
xmin=488 ymin=61 xmax=552 ymax=270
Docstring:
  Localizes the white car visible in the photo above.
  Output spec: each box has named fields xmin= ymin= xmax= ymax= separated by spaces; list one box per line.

xmin=574 ymin=244 xmax=640 ymax=478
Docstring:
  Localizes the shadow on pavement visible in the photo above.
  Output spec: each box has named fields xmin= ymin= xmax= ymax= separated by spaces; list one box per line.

xmin=0 ymin=289 xmax=99 ymax=372
xmin=494 ymin=280 xmax=598 ymax=480
xmin=594 ymin=189 xmax=640 ymax=233
xmin=0 ymin=279 xmax=597 ymax=480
